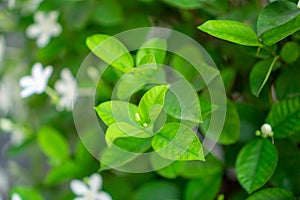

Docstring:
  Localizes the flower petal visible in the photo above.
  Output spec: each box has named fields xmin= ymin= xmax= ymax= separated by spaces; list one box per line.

xmin=20 ymin=87 xmax=36 ymax=98
xmin=26 ymin=24 xmax=41 ymax=38
xmin=70 ymin=180 xmax=89 ymax=195
xmin=34 ymin=11 xmax=45 ymax=22
xmin=49 ymin=11 xmax=59 ymax=21
xmin=74 ymin=197 xmax=85 ymax=200
xmin=89 ymin=173 xmax=102 ymax=191
xmin=19 ymin=76 xmax=34 ymax=88
xmin=51 ymin=24 xmax=62 ymax=37
xmin=96 ymin=192 xmax=112 ymax=200
xmin=12 ymin=193 xmax=22 ymax=200
xmin=36 ymin=33 xmax=50 ymax=48
xmin=32 ymin=62 xmax=43 ymax=77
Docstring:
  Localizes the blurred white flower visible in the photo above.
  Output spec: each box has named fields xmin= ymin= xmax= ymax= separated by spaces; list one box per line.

xmin=0 ymin=118 xmax=25 ymax=146
xmin=11 ymin=193 xmax=22 ymax=200
xmin=298 ymin=0 xmax=300 ymax=8
xmin=70 ymin=173 xmax=112 ymax=200
xmin=26 ymin=11 xmax=62 ymax=48
xmin=54 ymin=68 xmax=78 ymax=111
xmin=19 ymin=62 xmax=53 ymax=98
xmin=8 ymin=0 xmax=16 ymax=9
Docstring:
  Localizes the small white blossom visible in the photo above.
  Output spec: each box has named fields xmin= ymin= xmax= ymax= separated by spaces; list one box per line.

xmin=11 ymin=193 xmax=22 ymax=200
xmin=26 ymin=11 xmax=62 ymax=48
xmin=261 ymin=123 xmax=272 ymax=135
xmin=54 ymin=68 xmax=78 ymax=111
xmin=70 ymin=173 xmax=112 ymax=200
xmin=8 ymin=0 xmax=16 ymax=9
xmin=298 ymin=0 xmax=300 ymax=8
xmin=19 ymin=62 xmax=53 ymax=98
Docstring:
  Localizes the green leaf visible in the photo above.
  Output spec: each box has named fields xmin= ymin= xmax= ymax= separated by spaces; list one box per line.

xmin=100 ymin=137 xmax=151 ymax=169
xmin=249 ymin=57 xmax=279 ymax=97
xmin=184 ymin=171 xmax=222 ymax=200
xmin=257 ymin=1 xmax=300 ymax=36
xmin=262 ymin=14 xmax=300 ymax=46
xmin=86 ymin=34 xmax=134 ymax=72
xmin=138 ymin=54 xmax=156 ymax=65
xmin=152 ymin=122 xmax=204 ymax=161
xmin=246 ymin=188 xmax=294 ymax=200
xmin=95 ymin=101 xmax=138 ymax=126
xmin=198 ymin=20 xmax=261 ymax=46
xmin=280 ymin=41 xmax=300 ymax=64
xmin=150 ymin=155 xmax=184 ymax=179
xmin=266 ymin=96 xmax=300 ymax=138
xmin=105 ymin=122 xmax=152 ymax=146
xmin=200 ymin=100 xmax=240 ymax=145
xmin=136 ymin=38 xmax=167 ymax=65
xmin=12 ymin=187 xmax=44 ymax=200
xmin=133 ymin=181 xmax=180 ymax=200
xmin=45 ymin=161 xmax=79 ymax=185
xmin=236 ymin=139 xmax=278 ymax=194
xmin=37 ymin=126 xmax=69 ymax=163
xmin=271 ymin=140 xmax=300 ymax=195
xmin=138 ymin=85 xmax=169 ymax=124
xmin=162 ymin=0 xmax=202 ymax=9
xmin=179 ymin=153 xmax=223 ymax=179
xmin=92 ymin=0 xmax=123 ymax=26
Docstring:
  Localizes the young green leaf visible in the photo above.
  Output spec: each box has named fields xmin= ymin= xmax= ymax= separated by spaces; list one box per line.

xmin=257 ymin=1 xmax=300 ymax=36
xmin=152 ymin=122 xmax=204 ymax=161
xmin=95 ymin=100 xmax=138 ymax=126
xmin=249 ymin=57 xmax=279 ymax=97
xmin=92 ymin=0 xmax=123 ymax=26
xmin=105 ymin=122 xmax=152 ymax=146
xmin=236 ymin=139 xmax=278 ymax=194
xmin=246 ymin=188 xmax=294 ymax=200
xmin=136 ymin=38 xmax=167 ymax=65
xmin=37 ymin=126 xmax=69 ymax=163
xmin=198 ymin=20 xmax=261 ymax=46
xmin=86 ymin=34 xmax=134 ymax=72
xmin=138 ymin=85 xmax=169 ymax=124
xmin=266 ymin=96 xmax=300 ymax=138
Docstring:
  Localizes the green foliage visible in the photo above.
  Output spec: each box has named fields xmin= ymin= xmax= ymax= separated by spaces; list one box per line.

xmin=198 ymin=20 xmax=261 ymax=46
xmin=12 ymin=187 xmax=44 ymax=200
xmin=266 ymin=96 xmax=300 ymax=138
xmin=236 ymin=139 xmax=278 ymax=193
xmin=246 ymin=188 xmax=294 ymax=200
xmin=86 ymin=34 xmax=134 ymax=72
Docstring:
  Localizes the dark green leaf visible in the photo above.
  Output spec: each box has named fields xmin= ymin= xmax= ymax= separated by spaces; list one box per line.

xmin=249 ymin=57 xmax=279 ymax=97
xmin=162 ymin=0 xmax=202 ymax=9
xmin=12 ymin=187 xmax=44 ymax=200
xmin=246 ymin=188 xmax=294 ymax=200
xmin=198 ymin=20 xmax=261 ymax=46
xmin=92 ymin=0 xmax=123 ymax=26
xmin=236 ymin=139 xmax=278 ymax=193
xmin=266 ymin=96 xmax=300 ymax=138
xmin=257 ymin=1 xmax=300 ymax=36
xmin=280 ymin=41 xmax=300 ymax=63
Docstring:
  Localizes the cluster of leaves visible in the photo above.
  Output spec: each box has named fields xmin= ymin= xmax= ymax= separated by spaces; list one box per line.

xmin=1 ymin=0 xmax=300 ymax=200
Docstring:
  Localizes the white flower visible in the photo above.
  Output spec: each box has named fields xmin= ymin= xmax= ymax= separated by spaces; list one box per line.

xmin=8 ymin=0 xmax=16 ymax=9
xmin=70 ymin=173 xmax=112 ymax=200
xmin=19 ymin=62 xmax=53 ymax=98
xmin=26 ymin=11 xmax=62 ymax=48
xmin=54 ymin=68 xmax=78 ymax=111
xmin=261 ymin=123 xmax=272 ymax=135
xmin=298 ymin=0 xmax=300 ymax=8
xmin=11 ymin=193 xmax=22 ymax=200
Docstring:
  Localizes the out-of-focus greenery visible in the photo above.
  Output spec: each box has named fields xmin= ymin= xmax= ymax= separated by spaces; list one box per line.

xmin=1 ymin=0 xmax=300 ymax=200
